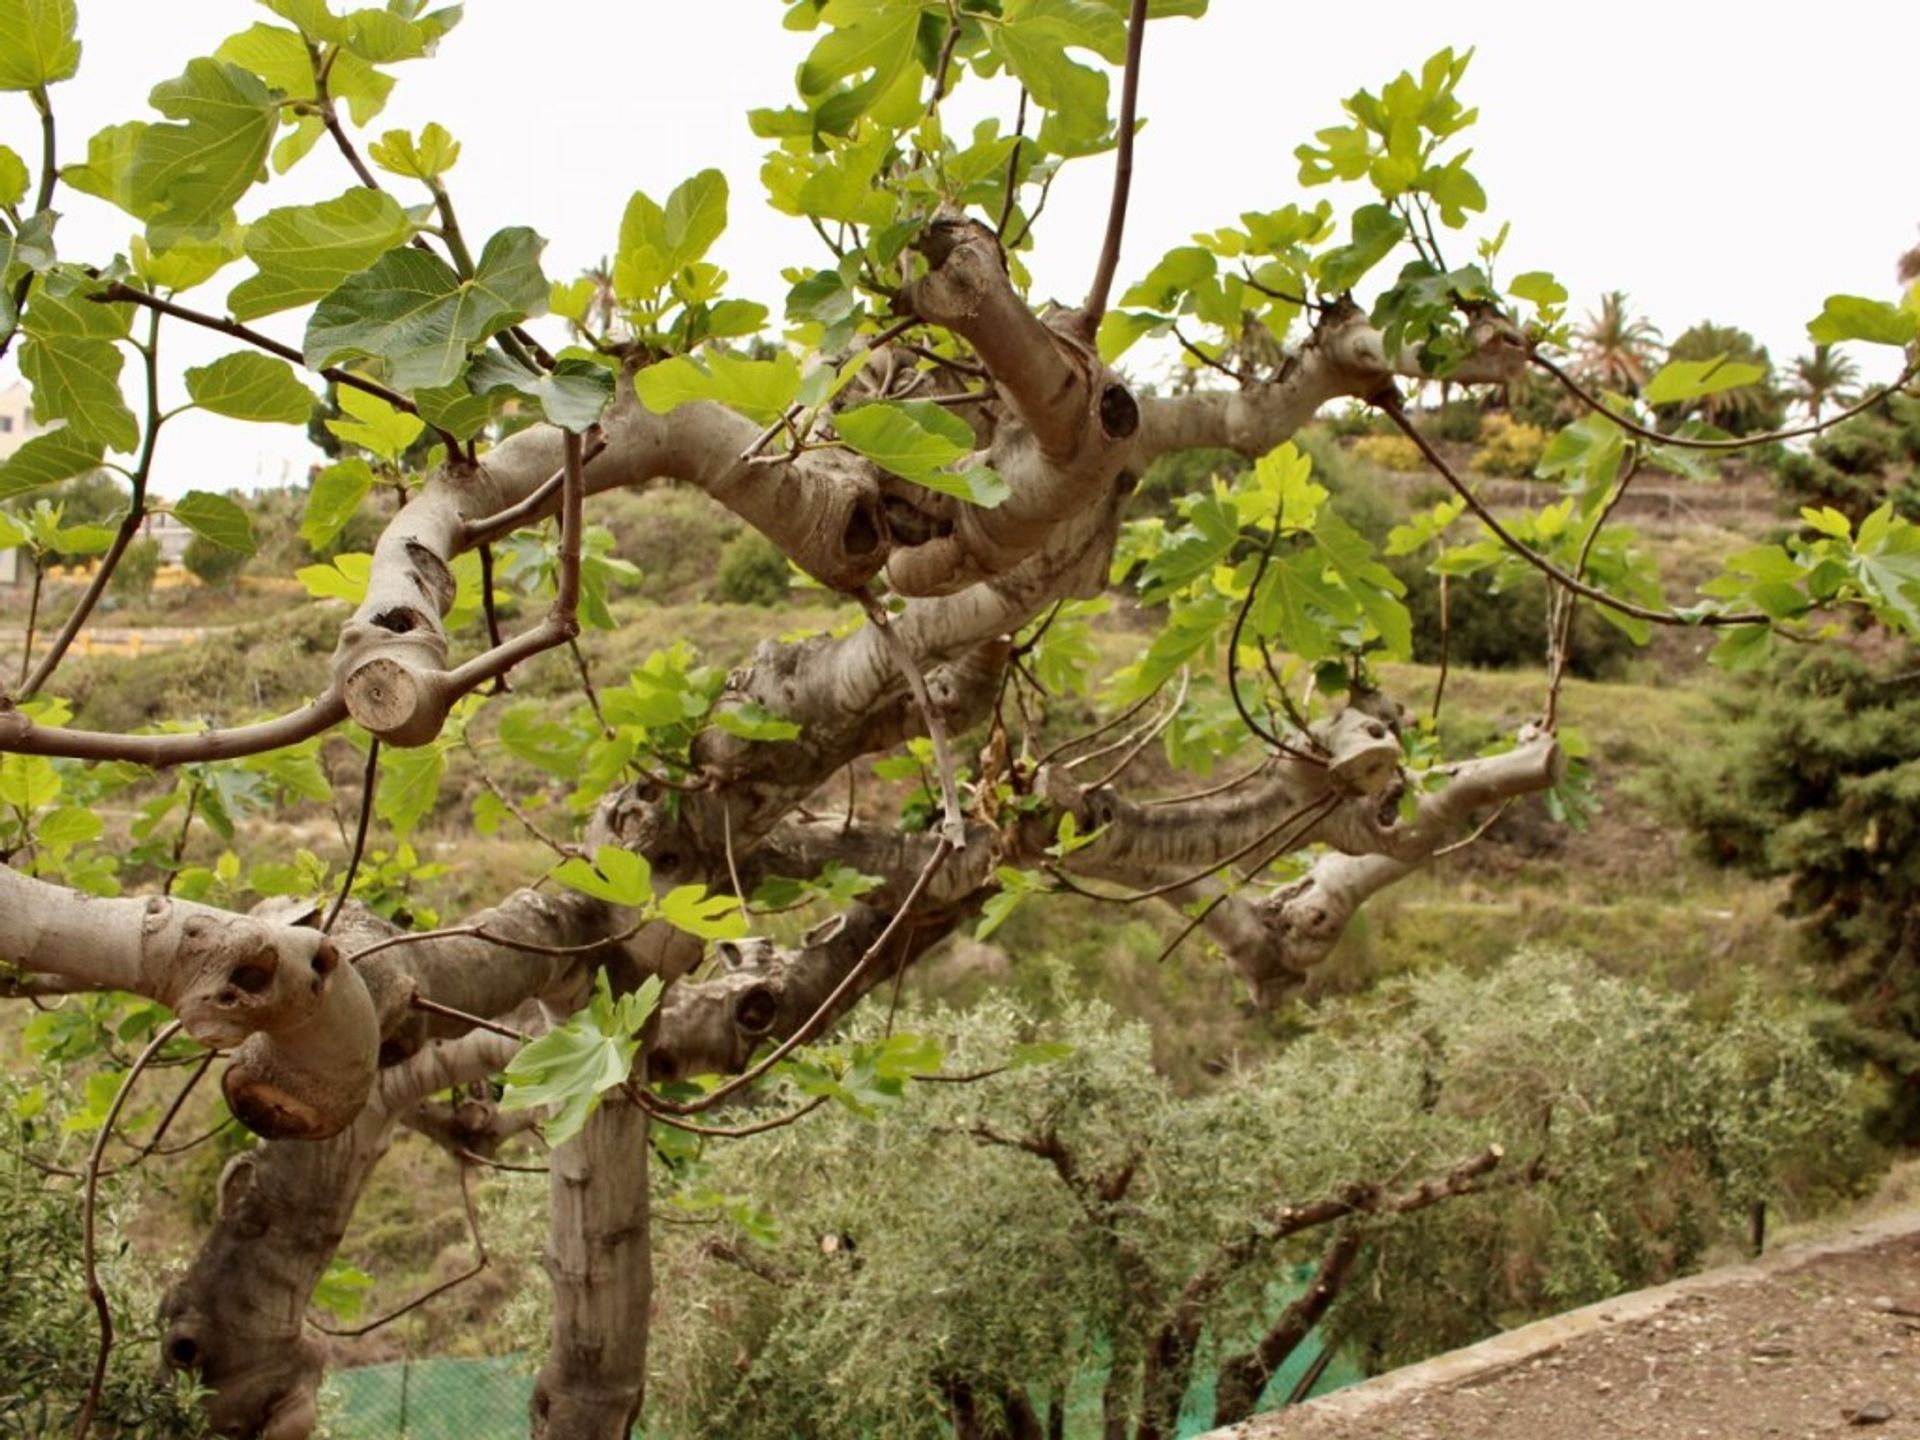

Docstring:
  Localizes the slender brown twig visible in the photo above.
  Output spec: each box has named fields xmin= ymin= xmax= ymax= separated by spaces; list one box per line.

xmin=469 ymin=760 xmax=577 ymax=859
xmin=1082 ymin=0 xmax=1151 ymax=328
xmin=457 ymin=1146 xmax=549 ymax=1175
xmin=1225 ymin=513 xmax=1328 ymax=764
xmin=1034 ymin=684 xmax=1163 ymax=768
xmin=323 ymin=740 xmax=379 ymax=932
xmin=75 ymin=1019 xmax=183 ymax=1440
xmin=995 ymin=88 xmax=1030 ymax=239
xmin=1376 ymin=394 xmax=1766 ymax=629
xmin=477 ymin=543 xmax=511 ymax=693
xmin=308 ymin=1161 xmax=488 ymax=1338
xmin=1431 ymin=573 xmax=1451 ymax=723
xmin=20 ymin=306 xmax=164 ymax=697
xmin=462 ymin=433 xmax=608 ymax=549
xmin=407 ymin=995 xmax=531 ymax=1042
xmin=639 ymin=1093 xmax=829 ymax=1139
xmin=859 ymin=594 xmax=965 ymax=843
xmin=352 ymin=912 xmax=639 ymax=969
xmin=1530 ymin=350 xmax=1919 ymax=453
xmin=568 ymin=639 xmax=612 ymax=737
xmin=1545 ymin=453 xmax=1642 ymax=729
xmin=96 ymin=283 xmax=417 ymax=415
xmin=1079 ymin=671 xmax=1190 ymax=789
xmin=646 ymin=835 xmax=956 ymax=1117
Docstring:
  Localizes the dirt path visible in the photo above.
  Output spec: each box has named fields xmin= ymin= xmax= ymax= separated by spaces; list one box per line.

xmin=1211 ymin=1212 xmax=1920 ymax=1440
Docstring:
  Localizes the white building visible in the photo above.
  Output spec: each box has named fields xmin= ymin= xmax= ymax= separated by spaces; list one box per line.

xmin=0 ymin=381 xmax=33 ymax=586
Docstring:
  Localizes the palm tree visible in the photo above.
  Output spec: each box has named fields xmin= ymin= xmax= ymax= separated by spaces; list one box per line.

xmin=1572 ymin=290 xmax=1663 ymax=395
xmin=1788 ymin=344 xmax=1861 ymax=424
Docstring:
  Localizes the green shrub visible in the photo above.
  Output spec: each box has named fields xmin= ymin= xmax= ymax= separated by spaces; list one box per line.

xmin=641 ymin=952 xmax=1860 ymax=1440
xmin=1352 ymin=433 xmax=1427 ymax=473
xmin=1468 ymin=414 xmax=1550 ymax=477
xmin=714 ymin=529 xmax=791 ymax=607
xmin=1666 ymin=645 xmax=1920 ymax=1136
xmin=108 ymin=537 xmax=162 ymax=606
xmin=1770 ymin=392 xmax=1920 ymax=525
xmin=1431 ymin=398 xmax=1487 ymax=444
xmin=1391 ymin=555 xmax=1636 ymax=679
xmin=0 ymin=1089 xmax=211 ymax=1437
xmin=182 ymin=534 xmax=248 ymax=592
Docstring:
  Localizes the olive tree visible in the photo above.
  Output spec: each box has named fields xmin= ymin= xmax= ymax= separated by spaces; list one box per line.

xmin=0 ymin=2 xmax=1917 ymax=1437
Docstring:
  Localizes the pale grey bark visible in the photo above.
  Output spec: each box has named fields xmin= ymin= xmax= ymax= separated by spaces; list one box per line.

xmin=159 ymin=1028 xmax=518 ymax=1439
xmin=531 ymin=1095 xmax=652 ymax=1440
xmin=0 ymin=865 xmax=377 ymax=1139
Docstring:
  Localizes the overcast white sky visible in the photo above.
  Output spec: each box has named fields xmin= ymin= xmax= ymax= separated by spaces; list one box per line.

xmin=3 ymin=1 xmax=1914 ymax=497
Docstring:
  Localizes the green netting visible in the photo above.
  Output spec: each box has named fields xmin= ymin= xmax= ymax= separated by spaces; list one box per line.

xmin=322 ymin=1339 xmax=1359 ymax=1439
xmin=325 ymin=1356 xmax=533 ymax=1440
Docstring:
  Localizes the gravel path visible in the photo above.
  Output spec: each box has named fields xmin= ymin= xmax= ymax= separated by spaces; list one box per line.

xmin=1211 ymin=1213 xmax=1920 ymax=1440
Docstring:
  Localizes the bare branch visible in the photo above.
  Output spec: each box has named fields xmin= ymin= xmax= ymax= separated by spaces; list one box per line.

xmin=1377 ymin=393 xmax=1767 ymax=630
xmin=1081 ymin=0 xmax=1150 ymax=332
xmin=0 ymin=692 xmax=348 ymax=767
xmin=1532 ymin=349 xmax=1920 ymax=452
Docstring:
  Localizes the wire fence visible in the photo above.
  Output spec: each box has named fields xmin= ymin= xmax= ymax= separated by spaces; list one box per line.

xmin=321 ymin=1339 xmax=1355 ymax=1439
xmin=325 ymin=1356 xmax=533 ymax=1440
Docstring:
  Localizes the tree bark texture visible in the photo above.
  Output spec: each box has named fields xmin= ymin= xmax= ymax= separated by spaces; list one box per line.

xmin=531 ymin=1094 xmax=652 ymax=1440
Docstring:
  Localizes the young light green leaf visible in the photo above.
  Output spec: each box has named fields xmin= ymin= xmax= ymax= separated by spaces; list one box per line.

xmin=0 ymin=143 xmax=28 ymax=208
xmin=710 ymin=701 xmax=803 ymax=742
xmin=1315 ymin=204 xmax=1405 ymax=294
xmin=171 ymin=491 xmax=256 ymax=554
xmin=496 ymin=702 xmax=587 ymax=776
xmin=1095 ymin=309 xmax=1166 ymax=364
xmin=550 ymin=844 xmax=654 ymax=907
xmin=312 ymin=1261 xmax=374 ymax=1323
xmin=835 ymin=400 xmax=1007 ymax=507
xmin=1641 ymin=354 xmax=1768 ymax=407
xmin=500 ymin=972 xmax=662 ymax=1146
xmin=1807 ymin=294 xmax=1919 ymax=348
xmin=325 ymin=384 xmax=425 ymax=461
xmin=655 ymin=884 xmax=750 ymax=942
xmin=366 ymin=122 xmax=461 ymax=181
xmin=296 ymin=551 xmax=372 ymax=602
xmin=0 ymin=0 xmax=81 ymax=92
xmin=375 ymin=741 xmax=444 ymax=836
xmin=184 ymin=352 xmax=316 ymax=425
xmin=1508 ymin=271 xmax=1566 ymax=309
xmin=662 ymin=169 xmax=729 ymax=274
xmin=300 ymin=458 xmax=374 ymax=549
xmin=228 ymin=190 xmax=415 ymax=320
xmin=633 ymin=350 xmax=800 ymax=426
